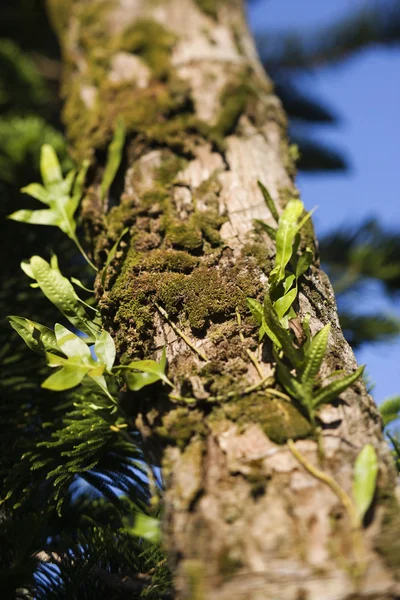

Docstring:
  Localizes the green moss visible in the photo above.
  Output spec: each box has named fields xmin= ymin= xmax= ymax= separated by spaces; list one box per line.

xmin=120 ymin=19 xmax=177 ymax=79
xmin=224 ymin=393 xmax=312 ymax=444
xmin=241 ymin=240 xmax=274 ymax=273
xmin=218 ymin=550 xmax=243 ymax=578
xmin=164 ymin=219 xmax=204 ymax=251
xmin=156 ymin=154 xmax=188 ymax=187
xmin=140 ymin=249 xmax=199 ymax=273
xmin=215 ymin=82 xmax=251 ymax=137
xmin=156 ymin=407 xmax=207 ymax=448
xmin=108 ymin=254 xmax=258 ymax=360
xmin=194 ymin=0 xmax=221 ymax=19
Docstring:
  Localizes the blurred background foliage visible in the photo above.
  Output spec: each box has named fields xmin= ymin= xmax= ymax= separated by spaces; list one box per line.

xmin=0 ymin=0 xmax=400 ymax=597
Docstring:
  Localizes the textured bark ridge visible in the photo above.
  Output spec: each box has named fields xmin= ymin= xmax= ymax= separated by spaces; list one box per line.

xmin=48 ymin=0 xmax=400 ymax=598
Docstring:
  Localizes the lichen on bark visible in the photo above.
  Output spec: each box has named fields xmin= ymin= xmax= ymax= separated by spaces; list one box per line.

xmin=50 ymin=0 xmax=400 ymax=598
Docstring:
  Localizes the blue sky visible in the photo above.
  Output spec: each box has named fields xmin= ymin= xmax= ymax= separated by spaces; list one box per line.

xmin=248 ymin=0 xmax=400 ymax=402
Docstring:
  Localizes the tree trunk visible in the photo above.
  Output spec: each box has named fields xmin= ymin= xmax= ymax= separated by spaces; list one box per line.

xmin=47 ymin=0 xmax=400 ymax=598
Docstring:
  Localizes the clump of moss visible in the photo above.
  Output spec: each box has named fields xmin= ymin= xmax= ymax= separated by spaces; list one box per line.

xmin=156 ymin=407 xmax=207 ymax=448
xmin=120 ymin=19 xmax=177 ymax=79
xmin=224 ymin=393 xmax=312 ymax=444
xmin=241 ymin=240 xmax=274 ymax=273
xmin=194 ymin=0 xmax=221 ymax=19
xmin=139 ymin=249 xmax=199 ymax=273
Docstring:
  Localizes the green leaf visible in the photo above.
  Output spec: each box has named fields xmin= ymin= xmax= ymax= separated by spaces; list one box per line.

xmin=263 ymin=291 xmax=303 ymax=368
xmin=41 ymin=365 xmax=88 ymax=391
xmin=124 ymin=512 xmax=161 ymax=543
xmin=71 ymin=277 xmax=94 ymax=293
xmin=40 ymin=143 xmax=63 ymax=187
xmin=301 ymin=324 xmax=330 ymax=387
xmin=312 ymin=365 xmax=364 ymax=409
xmin=101 ymin=118 xmax=125 ymax=201
xmin=353 ymin=444 xmax=378 ymax=522
xmin=283 ymin=274 xmax=296 ymax=293
xmin=125 ymin=371 xmax=162 ymax=391
xmin=247 ymin=297 xmax=263 ymax=326
xmin=254 ymin=219 xmax=276 ymax=241
xmin=274 ymin=287 xmax=297 ymax=321
xmin=94 ymin=330 xmax=116 ymax=371
xmin=117 ymin=348 xmax=172 ymax=390
xmin=8 ymin=208 xmax=59 ymax=226
xmin=101 ymin=227 xmax=129 ymax=286
xmin=20 ymin=183 xmax=50 ymax=204
xmin=54 ymin=324 xmax=92 ymax=361
xmin=296 ymin=206 xmax=317 ymax=233
xmin=296 ymin=247 xmax=313 ymax=278
xmin=379 ymin=397 xmax=400 ymax=427
xmin=86 ymin=373 xmax=114 ymax=401
xmin=29 ymin=255 xmax=100 ymax=339
xmin=275 ymin=199 xmax=304 ymax=284
xmin=8 ymin=316 xmax=60 ymax=355
xmin=275 ymin=357 xmax=306 ymax=404
xmin=20 ymin=259 xmax=35 ymax=280
xmin=70 ymin=159 xmax=89 ymax=215
xmin=258 ymin=181 xmax=279 ymax=223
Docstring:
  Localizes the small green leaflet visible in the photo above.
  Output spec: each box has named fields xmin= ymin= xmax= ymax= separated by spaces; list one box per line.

xmin=263 ymin=291 xmax=304 ymax=369
xmin=311 ymin=365 xmax=364 ymax=409
xmin=300 ymin=324 xmax=330 ymax=390
xmin=115 ymin=348 xmax=172 ymax=391
xmin=25 ymin=255 xmax=100 ymax=340
xmin=94 ymin=329 xmax=116 ymax=371
xmin=379 ymin=396 xmax=400 ymax=427
xmin=54 ymin=323 xmax=92 ymax=360
xmin=9 ymin=144 xmax=89 ymax=244
xmin=254 ymin=219 xmax=276 ymax=241
xmin=101 ymin=118 xmax=125 ymax=201
xmin=258 ymin=181 xmax=279 ymax=224
xmin=123 ymin=512 xmax=161 ymax=543
xmin=353 ymin=444 xmax=378 ymax=522
xmin=42 ymin=325 xmax=115 ymax=400
xmin=8 ymin=316 xmax=61 ymax=356
xmin=274 ymin=199 xmax=304 ymax=284
xmin=41 ymin=143 xmax=63 ymax=186
xmin=42 ymin=362 xmax=89 ymax=391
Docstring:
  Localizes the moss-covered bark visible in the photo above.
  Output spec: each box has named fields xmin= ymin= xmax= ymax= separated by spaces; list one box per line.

xmin=48 ymin=0 xmax=400 ymax=598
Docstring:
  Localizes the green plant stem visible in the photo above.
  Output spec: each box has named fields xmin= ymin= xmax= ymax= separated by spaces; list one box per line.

xmin=155 ymin=303 xmax=208 ymax=362
xmin=287 ymin=439 xmax=367 ymax=582
xmin=72 ymin=235 xmax=98 ymax=271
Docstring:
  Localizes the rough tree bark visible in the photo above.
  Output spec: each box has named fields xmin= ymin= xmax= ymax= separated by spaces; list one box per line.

xmin=47 ymin=0 xmax=400 ymax=598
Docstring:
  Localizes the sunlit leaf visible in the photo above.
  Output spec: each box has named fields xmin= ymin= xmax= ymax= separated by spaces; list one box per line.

xmin=54 ymin=323 xmax=92 ymax=361
xmin=274 ymin=287 xmax=297 ymax=321
xmin=353 ymin=444 xmax=378 ymax=522
xmin=379 ymin=396 xmax=400 ymax=428
xmin=8 ymin=208 xmax=59 ymax=226
xmin=124 ymin=512 xmax=161 ymax=543
xmin=94 ymin=330 xmax=116 ymax=371
xmin=312 ymin=365 xmax=364 ymax=408
xmin=8 ymin=316 xmax=60 ymax=356
xmin=296 ymin=247 xmax=313 ymax=278
xmin=41 ymin=365 xmax=88 ymax=391
xmin=29 ymin=255 xmax=100 ymax=338
xmin=101 ymin=118 xmax=125 ymax=201
xmin=301 ymin=324 xmax=330 ymax=386
xmin=40 ymin=143 xmax=62 ymax=186
xmin=275 ymin=199 xmax=304 ymax=283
